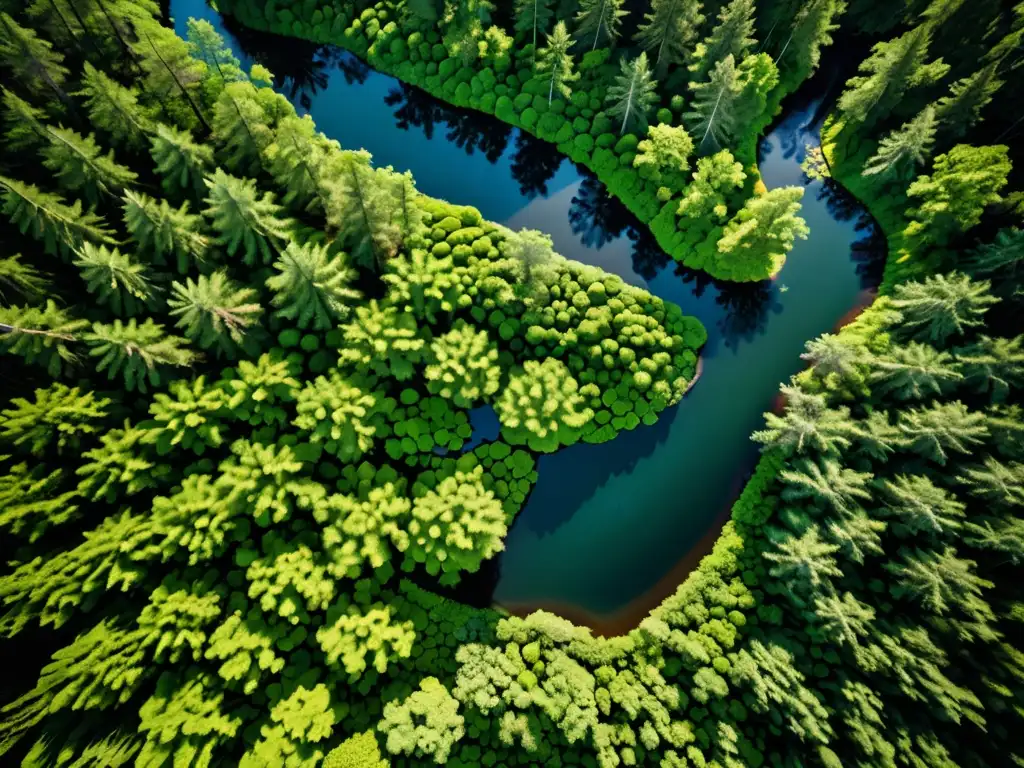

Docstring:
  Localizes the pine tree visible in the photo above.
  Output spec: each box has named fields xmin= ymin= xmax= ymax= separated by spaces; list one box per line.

xmin=150 ymin=123 xmax=214 ymax=201
xmin=323 ymin=151 xmax=398 ymax=273
xmin=634 ymin=0 xmax=703 ymax=74
xmin=535 ymin=22 xmax=579 ymax=105
xmin=801 ymin=333 xmax=863 ymax=384
xmin=186 ymin=18 xmax=245 ymax=96
xmin=75 ymin=61 xmax=152 ymax=151
xmin=130 ymin=15 xmax=210 ymax=132
xmin=1 ymin=88 xmax=48 ymax=152
xmin=934 ymin=63 xmax=1002 ymax=145
xmin=574 ymin=0 xmax=628 ymax=52
xmin=73 ymin=242 xmax=155 ymax=315
xmin=689 ymin=0 xmax=757 ymax=85
xmin=168 ymin=270 xmax=263 ymax=357
xmin=964 ymin=228 xmax=1024 ymax=278
xmin=773 ymin=0 xmax=845 ymax=89
xmin=684 ymin=55 xmax=741 ymax=154
xmin=40 ymin=126 xmax=138 ymax=205
xmin=879 ymin=474 xmax=966 ymax=538
xmin=605 ymin=53 xmax=658 ymax=135
xmin=814 ymin=592 xmax=875 ymax=648
xmin=514 ymin=0 xmax=555 ymax=50
xmin=715 ymin=186 xmax=808 ymax=279
xmin=958 ymin=456 xmax=1024 ymax=510
xmin=763 ymin=525 xmax=842 ymax=600
xmin=212 ymin=81 xmax=276 ymax=177
xmin=958 ymin=335 xmax=1024 ymax=402
xmin=0 ymin=254 xmax=49 ymax=302
xmin=85 ymin=319 xmax=197 ymax=392
xmin=25 ymin=0 xmax=94 ymax=53
xmin=863 ymin=106 xmax=937 ymax=182
xmin=0 ymin=12 xmax=71 ymax=105
xmin=265 ymin=115 xmax=330 ymax=215
xmin=203 ymin=169 xmax=292 ymax=266
xmin=780 ymin=457 xmax=872 ymax=516
xmin=266 ymin=240 xmax=361 ymax=330
xmin=752 ymin=386 xmax=860 ymax=456
xmin=0 ymin=382 xmax=109 ymax=456
xmin=887 ymin=547 xmax=993 ymax=619
xmin=0 ymin=301 xmax=86 ymax=376
xmin=899 ymin=401 xmax=989 ymax=464
xmin=123 ymin=190 xmax=209 ymax=274
xmin=76 ymin=422 xmax=167 ymax=502
xmin=891 ymin=273 xmax=999 ymax=344
xmin=390 ymin=169 xmax=424 ymax=249
xmin=869 ymin=342 xmax=963 ymax=401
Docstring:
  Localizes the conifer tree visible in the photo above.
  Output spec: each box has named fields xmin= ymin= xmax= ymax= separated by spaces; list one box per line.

xmin=85 ymin=319 xmax=197 ymax=392
xmin=752 ymin=386 xmax=860 ymax=456
xmin=716 ymin=186 xmax=808 ymax=279
xmin=934 ymin=63 xmax=1002 ymax=145
xmin=168 ymin=270 xmax=263 ymax=357
xmin=606 ymin=52 xmax=658 ymax=135
xmin=123 ymin=190 xmax=208 ymax=274
xmin=0 ymin=254 xmax=49 ymax=302
xmin=634 ymin=0 xmax=703 ymax=74
xmin=869 ymin=342 xmax=963 ymax=401
xmin=212 ymin=81 xmax=276 ymax=177
xmin=73 ymin=242 xmax=155 ymax=316
xmin=339 ymin=301 xmax=429 ymax=381
xmin=0 ymin=175 xmax=116 ymax=258
xmin=324 ymin=151 xmax=398 ymax=273
xmin=150 ymin=123 xmax=214 ymax=202
xmin=689 ymin=0 xmax=757 ymax=85
xmin=0 ymin=301 xmax=87 ymax=376
xmin=863 ymin=106 xmax=937 ymax=182
xmin=957 ymin=335 xmax=1024 ymax=402
xmin=203 ymin=169 xmax=292 ymax=266
xmin=535 ymin=22 xmax=579 ymax=105
xmin=574 ymin=0 xmax=628 ymax=51
xmin=220 ymin=351 xmax=300 ymax=426
xmin=266 ymin=240 xmax=361 ymax=330
xmin=265 ymin=115 xmax=330 ymax=215
xmin=801 ymin=333 xmax=864 ymax=385
xmin=763 ymin=525 xmax=842 ymax=600
xmin=390 ymin=170 xmax=424 ymax=249
xmin=964 ymin=228 xmax=1024 ymax=278
xmin=382 ymin=249 xmax=465 ymax=324
xmin=514 ymin=0 xmax=555 ymax=49
xmin=0 ymin=382 xmax=109 ymax=457
xmin=294 ymin=372 xmax=380 ymax=460
xmin=0 ymin=12 xmax=71 ymax=105
xmin=891 ymin=273 xmax=998 ymax=344
xmin=684 ymin=56 xmax=741 ymax=154
xmin=186 ymin=18 xmax=245 ymax=96
xmin=773 ymin=0 xmax=845 ymax=90
xmin=887 ymin=547 xmax=993 ymax=620
xmin=130 ymin=15 xmax=210 ymax=132
xmin=25 ymin=0 xmax=92 ymax=53
xmin=899 ymin=401 xmax=989 ymax=464
xmin=781 ymin=457 xmax=872 ymax=516
xmin=146 ymin=376 xmax=229 ymax=454
xmin=75 ymin=62 xmax=152 ymax=151
xmin=879 ymin=474 xmax=965 ymax=539
xmin=813 ymin=592 xmax=875 ymax=648
xmin=40 ymin=126 xmax=138 ymax=205
xmin=0 ymin=460 xmax=79 ymax=543
xmin=1 ymin=88 xmax=48 ymax=151
xmin=76 ymin=423 xmax=167 ymax=502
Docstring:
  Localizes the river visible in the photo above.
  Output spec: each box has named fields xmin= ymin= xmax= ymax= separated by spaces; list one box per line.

xmin=169 ymin=1 xmax=883 ymax=627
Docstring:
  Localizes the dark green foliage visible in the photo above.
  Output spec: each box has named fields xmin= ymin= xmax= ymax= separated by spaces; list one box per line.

xmin=76 ymin=61 xmax=153 ymax=151
xmin=73 ymin=243 xmax=155 ymax=315
xmin=168 ymin=271 xmax=263 ymax=356
xmin=203 ymin=169 xmax=292 ymax=266
xmin=150 ymin=124 xmax=214 ymax=201
xmin=85 ymin=319 xmax=198 ymax=392
xmin=266 ymin=240 xmax=361 ymax=330
xmin=0 ymin=301 xmax=87 ymax=376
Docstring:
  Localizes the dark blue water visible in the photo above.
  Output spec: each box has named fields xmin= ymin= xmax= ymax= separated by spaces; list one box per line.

xmin=172 ymin=3 xmax=883 ymax=617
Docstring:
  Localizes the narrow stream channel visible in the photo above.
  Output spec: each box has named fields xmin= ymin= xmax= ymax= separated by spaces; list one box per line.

xmin=171 ymin=1 xmax=884 ymax=626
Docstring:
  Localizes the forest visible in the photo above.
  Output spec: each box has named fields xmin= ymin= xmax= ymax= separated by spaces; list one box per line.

xmin=0 ymin=0 xmax=1022 ymax=767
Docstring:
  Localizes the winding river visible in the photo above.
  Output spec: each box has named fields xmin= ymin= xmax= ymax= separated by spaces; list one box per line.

xmin=171 ymin=1 xmax=883 ymax=629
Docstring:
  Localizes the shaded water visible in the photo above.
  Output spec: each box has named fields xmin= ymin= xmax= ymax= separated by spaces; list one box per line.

xmin=171 ymin=2 xmax=883 ymax=621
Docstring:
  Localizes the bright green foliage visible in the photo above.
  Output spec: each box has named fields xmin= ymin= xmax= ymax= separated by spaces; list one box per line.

xmin=130 ymin=15 xmax=210 ymax=131
xmin=879 ymin=474 xmax=965 ymax=538
xmin=677 ymin=150 xmax=746 ymax=220
xmin=76 ymin=62 xmax=152 ymax=151
xmin=73 ymin=243 xmax=154 ymax=315
xmin=203 ymin=168 xmax=292 ymax=266
xmin=323 ymin=151 xmax=398 ymax=272
xmin=212 ymin=81 xmax=276 ymax=176
xmin=0 ymin=175 xmax=115 ymax=258
xmin=898 ymin=400 xmax=989 ymax=464
xmin=76 ymin=423 xmax=165 ymax=502
xmin=0 ymin=461 xmax=78 ymax=543
xmin=379 ymin=677 xmax=465 ymax=764
xmin=635 ymin=0 xmax=703 ymax=73
xmin=186 ymin=18 xmax=246 ymax=93
xmin=535 ymin=21 xmax=578 ymax=105
xmin=323 ymin=731 xmax=387 ymax=768
xmin=425 ymin=320 xmax=501 ymax=407
xmin=902 ymin=145 xmax=1011 ymax=256
xmin=245 ymin=533 xmax=334 ymax=623
xmin=267 ymin=240 xmax=361 ymax=330
xmin=382 ymin=249 xmax=464 ymax=323
xmin=0 ymin=12 xmax=69 ymax=101
xmin=122 ymin=190 xmax=209 ymax=274
xmin=781 ymin=457 xmax=872 ymax=516
xmin=689 ymin=0 xmax=756 ymax=85
xmin=574 ymin=0 xmax=628 ymax=51
xmin=1 ymin=88 xmax=47 ymax=151
xmin=752 ymin=386 xmax=858 ymax=456
xmin=294 ymin=372 xmax=380 ymax=460
xmin=605 ymin=52 xmax=658 ymax=135
xmin=268 ymin=684 xmax=335 ymax=743
xmin=869 ymin=342 xmax=962 ymax=401
xmin=0 ymin=301 xmax=87 ymax=376
xmin=764 ymin=524 xmax=842 ymax=598
xmin=0 ymin=383 xmax=108 ymax=457
xmin=496 ymin=358 xmax=594 ymax=452
xmin=85 ymin=319 xmax=197 ymax=392
xmin=220 ymin=352 xmax=300 ymax=425
xmin=316 ymin=602 xmax=415 ymax=679
xmin=890 ymin=272 xmax=998 ymax=344
xmin=150 ymin=124 xmax=214 ymax=201
xmin=265 ymin=114 xmax=330 ymax=214
xmin=204 ymin=609 xmax=285 ymax=695
xmin=633 ymin=123 xmax=694 ymax=189
xmin=935 ymin=63 xmax=1001 ymax=144
xmin=886 ymin=547 xmax=993 ymax=618
xmin=391 ymin=169 xmax=424 ymax=248
xmin=402 ymin=465 xmax=507 ymax=582
xmin=716 ymin=186 xmax=808 ymax=279
xmin=315 ymin=483 xmax=409 ymax=577
xmin=801 ymin=333 xmax=865 ymax=389
xmin=863 ymin=106 xmax=937 ymax=181
xmin=40 ymin=126 xmax=138 ymax=205
xmin=168 ymin=270 xmax=263 ymax=356
xmin=0 ymin=254 xmax=48 ymax=301
xmin=958 ymin=335 xmax=1024 ymax=402
xmin=339 ymin=301 xmax=429 ymax=381
xmin=513 ymin=0 xmax=554 ymax=49
xmin=145 ymin=376 xmax=228 ymax=455
xmin=221 ymin=438 xmax=325 ymax=527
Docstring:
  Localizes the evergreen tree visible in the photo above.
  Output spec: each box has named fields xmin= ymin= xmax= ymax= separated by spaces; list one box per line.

xmin=123 ymin=190 xmax=208 ymax=274
xmin=781 ymin=457 xmax=873 ymax=516
xmin=0 ymin=382 xmax=109 ymax=456
xmin=634 ymin=0 xmax=704 ymax=74
xmin=899 ymin=401 xmax=989 ymax=464
xmin=535 ymin=22 xmax=579 ymax=105
xmin=390 ymin=170 xmax=424 ymax=249
xmin=186 ymin=18 xmax=245 ymax=96
xmin=1 ymin=88 xmax=47 ymax=152
xmin=814 ymin=592 xmax=875 ymax=648
xmin=382 ymin=249 xmax=465 ymax=324
xmin=150 ymin=123 xmax=214 ymax=201
xmin=934 ymin=63 xmax=1002 ymax=145
xmin=0 ymin=254 xmax=49 ymax=302
xmin=689 ymin=0 xmax=757 ymax=85
xmin=863 ymin=106 xmax=937 ymax=182
xmin=168 ymin=271 xmax=263 ymax=357
xmin=959 ymin=455 xmax=1024 ymax=510
xmin=752 ymin=386 xmax=860 ymax=456
xmin=891 ymin=273 xmax=999 ymax=344
xmin=684 ymin=55 xmax=741 ymax=154
xmin=957 ymin=335 xmax=1024 ymax=402
xmin=879 ymin=474 xmax=966 ymax=539
xmin=715 ymin=186 xmax=808 ymax=279
xmin=574 ymin=0 xmax=628 ymax=51
xmin=323 ymin=151 xmax=398 ymax=273
xmin=763 ymin=525 xmax=842 ymax=600
xmin=774 ymin=0 xmax=845 ymax=89
xmin=964 ymin=228 xmax=1024 ymax=278
xmin=887 ymin=547 xmax=993 ymax=620
xmin=25 ymin=0 xmax=94 ymax=53
xmin=0 ymin=301 xmax=86 ymax=376
xmin=801 ymin=333 xmax=864 ymax=385
xmin=75 ymin=61 xmax=152 ymax=152
xmin=265 ymin=115 xmax=330 ymax=215
xmin=73 ymin=242 xmax=155 ymax=315
xmin=0 ymin=12 xmax=70 ymax=104
xmin=869 ymin=342 xmax=963 ymax=401
xmin=605 ymin=52 xmax=658 ymax=135
xmin=130 ymin=15 xmax=210 ymax=132
xmin=0 ymin=460 xmax=79 ymax=544
xmin=212 ymin=81 xmax=276 ymax=177
xmin=203 ymin=169 xmax=292 ymax=266
xmin=266 ymin=240 xmax=361 ymax=330
xmin=40 ymin=126 xmax=138 ymax=205
xmin=338 ymin=301 xmax=429 ymax=381
xmin=85 ymin=318 xmax=197 ymax=392
xmin=514 ymin=0 xmax=555 ymax=49
xmin=0 ymin=175 xmax=116 ymax=258
xmin=76 ymin=422 xmax=167 ymax=502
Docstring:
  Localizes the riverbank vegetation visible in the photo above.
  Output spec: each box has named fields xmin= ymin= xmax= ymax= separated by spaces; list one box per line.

xmin=2 ymin=0 xmax=1024 ymax=767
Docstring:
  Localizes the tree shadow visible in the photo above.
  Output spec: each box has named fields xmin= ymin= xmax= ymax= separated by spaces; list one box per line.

xmin=568 ymin=172 xmax=632 ymax=248
xmin=627 ymin=225 xmax=673 ymax=281
xmin=510 ymin=131 xmax=565 ymax=199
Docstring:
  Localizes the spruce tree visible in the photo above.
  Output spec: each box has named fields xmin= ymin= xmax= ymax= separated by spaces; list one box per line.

xmin=0 ymin=382 xmax=109 ymax=457
xmin=752 ymin=386 xmax=860 ymax=456
xmin=130 ymin=15 xmax=210 ymax=132
xmin=203 ymin=169 xmax=292 ymax=266
xmin=85 ymin=318 xmax=197 ymax=392
xmin=891 ymin=273 xmax=998 ymax=345
xmin=323 ymin=151 xmax=398 ymax=273
xmin=869 ymin=342 xmax=963 ymax=401
xmin=716 ymin=186 xmax=808 ymax=279
xmin=605 ymin=52 xmax=658 ymax=135
xmin=0 ymin=460 xmax=79 ymax=544
xmin=167 ymin=270 xmax=263 ymax=357
xmin=899 ymin=401 xmax=989 ymax=464
xmin=863 ymin=106 xmax=937 ymax=182
xmin=25 ymin=0 xmax=93 ymax=53
xmin=689 ymin=0 xmax=757 ymax=85
xmin=535 ymin=22 xmax=579 ymax=105
xmin=149 ymin=123 xmax=213 ymax=202
xmin=73 ymin=242 xmax=155 ymax=316
xmin=513 ymin=0 xmax=555 ymax=50
xmin=574 ymin=0 xmax=628 ymax=52
xmin=212 ymin=81 xmax=276 ymax=177
xmin=934 ymin=63 xmax=1002 ymax=145
xmin=0 ymin=254 xmax=49 ymax=302
xmin=684 ymin=55 xmax=741 ymax=154
xmin=965 ymin=228 xmax=1024 ymax=278
xmin=957 ymin=334 xmax=1024 ymax=402
xmin=75 ymin=61 xmax=153 ymax=152
xmin=763 ymin=525 xmax=842 ymax=600
xmin=880 ymin=474 xmax=966 ymax=539
xmin=0 ymin=12 xmax=71 ymax=105
xmin=266 ymin=240 xmax=361 ymax=330
xmin=1 ymin=88 xmax=48 ymax=152
xmin=186 ymin=18 xmax=245 ymax=96
xmin=265 ymin=115 xmax=330 ymax=215
xmin=634 ymin=0 xmax=703 ymax=74
xmin=40 ymin=126 xmax=137 ymax=205
xmin=773 ymin=0 xmax=845 ymax=90
xmin=123 ymin=190 xmax=208 ymax=274
xmin=0 ymin=301 xmax=86 ymax=376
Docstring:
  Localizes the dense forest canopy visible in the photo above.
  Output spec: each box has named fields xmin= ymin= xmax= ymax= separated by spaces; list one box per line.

xmin=0 ymin=0 xmax=1023 ymax=767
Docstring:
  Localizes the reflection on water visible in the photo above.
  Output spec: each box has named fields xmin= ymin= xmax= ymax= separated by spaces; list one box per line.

xmin=171 ymin=0 xmax=885 ymax=617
